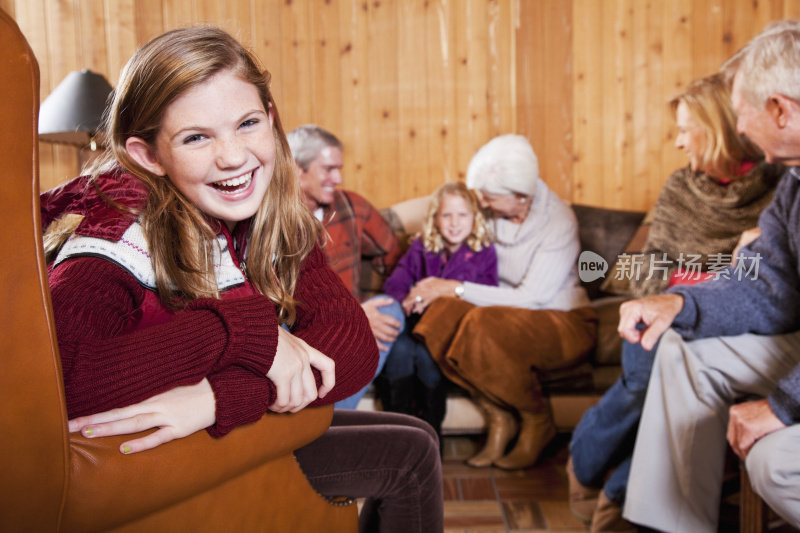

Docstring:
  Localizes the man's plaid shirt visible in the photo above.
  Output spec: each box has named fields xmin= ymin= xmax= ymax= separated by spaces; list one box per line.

xmin=320 ymin=189 xmax=402 ymax=301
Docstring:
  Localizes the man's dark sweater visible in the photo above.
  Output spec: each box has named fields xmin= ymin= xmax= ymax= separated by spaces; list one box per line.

xmin=669 ymin=167 xmax=800 ymax=425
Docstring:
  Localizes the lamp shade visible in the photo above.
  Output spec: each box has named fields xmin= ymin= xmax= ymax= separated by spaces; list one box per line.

xmin=38 ymin=69 xmax=113 ymax=146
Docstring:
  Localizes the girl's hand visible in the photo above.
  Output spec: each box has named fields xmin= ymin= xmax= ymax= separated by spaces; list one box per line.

xmin=67 ymin=378 xmax=216 ymax=454
xmin=269 ymin=327 xmax=335 ymax=413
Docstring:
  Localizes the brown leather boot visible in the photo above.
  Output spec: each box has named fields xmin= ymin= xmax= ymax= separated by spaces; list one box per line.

xmin=465 ymin=396 xmax=517 ymax=468
xmin=566 ymin=456 xmax=599 ymax=525
xmin=590 ymin=491 xmax=637 ymax=533
xmin=492 ymin=410 xmax=556 ymax=470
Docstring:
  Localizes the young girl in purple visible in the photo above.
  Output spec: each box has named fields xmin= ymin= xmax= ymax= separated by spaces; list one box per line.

xmin=379 ymin=182 xmax=498 ymax=446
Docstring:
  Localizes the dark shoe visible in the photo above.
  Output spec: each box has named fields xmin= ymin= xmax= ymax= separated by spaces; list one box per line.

xmin=418 ymin=380 xmax=448 ymax=457
xmin=590 ymin=491 xmax=637 ymax=533
xmin=566 ymin=456 xmax=599 ymax=525
xmin=375 ymin=375 xmax=417 ymax=415
xmin=493 ymin=410 xmax=556 ymax=470
xmin=466 ymin=396 xmax=517 ymax=468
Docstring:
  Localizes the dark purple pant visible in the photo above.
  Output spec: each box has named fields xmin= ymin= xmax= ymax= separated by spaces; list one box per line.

xmin=294 ymin=410 xmax=443 ymax=533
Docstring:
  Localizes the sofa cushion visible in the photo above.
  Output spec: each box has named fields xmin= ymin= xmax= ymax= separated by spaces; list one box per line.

xmin=601 ymin=210 xmax=653 ymax=296
xmin=591 ymin=296 xmax=625 ymax=366
xmin=571 ymin=204 xmax=647 ymax=300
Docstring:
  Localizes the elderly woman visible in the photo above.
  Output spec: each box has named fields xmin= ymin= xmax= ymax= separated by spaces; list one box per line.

xmin=567 ymin=72 xmax=781 ymax=532
xmin=407 ymin=134 xmax=597 ymax=470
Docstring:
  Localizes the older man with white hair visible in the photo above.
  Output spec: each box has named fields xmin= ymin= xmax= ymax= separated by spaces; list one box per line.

xmin=619 ymin=21 xmax=800 ymax=532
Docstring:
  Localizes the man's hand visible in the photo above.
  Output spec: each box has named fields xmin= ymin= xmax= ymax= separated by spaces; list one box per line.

xmin=617 ymin=293 xmax=684 ymax=351
xmin=727 ymin=399 xmax=786 ymax=460
xmin=68 ymin=378 xmax=216 ymax=454
xmin=361 ymin=296 xmax=402 ymax=351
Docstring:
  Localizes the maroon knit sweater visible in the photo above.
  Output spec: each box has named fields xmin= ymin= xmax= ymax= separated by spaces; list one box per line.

xmin=45 ymin=172 xmax=378 ymax=437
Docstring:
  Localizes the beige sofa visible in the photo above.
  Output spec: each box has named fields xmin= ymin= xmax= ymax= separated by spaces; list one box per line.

xmin=358 ymin=195 xmax=647 ymax=434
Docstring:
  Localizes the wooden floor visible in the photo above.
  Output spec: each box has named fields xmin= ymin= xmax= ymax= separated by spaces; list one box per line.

xmin=441 ymin=433 xmax=585 ymax=533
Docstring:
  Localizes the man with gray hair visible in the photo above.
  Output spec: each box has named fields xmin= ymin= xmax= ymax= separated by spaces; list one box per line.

xmin=287 ymin=125 xmax=404 ymax=410
xmin=617 ymin=22 xmax=800 ymax=532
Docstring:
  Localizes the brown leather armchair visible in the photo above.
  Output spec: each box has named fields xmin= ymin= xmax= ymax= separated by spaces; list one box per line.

xmin=0 ymin=9 xmax=357 ymax=533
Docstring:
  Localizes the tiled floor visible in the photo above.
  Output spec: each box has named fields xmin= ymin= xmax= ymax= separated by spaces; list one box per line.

xmin=440 ymin=432 xmax=800 ymax=533
xmin=441 ymin=433 xmax=586 ymax=533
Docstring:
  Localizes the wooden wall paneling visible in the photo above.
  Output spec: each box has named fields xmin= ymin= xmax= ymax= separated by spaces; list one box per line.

xmin=162 ymin=0 xmax=195 ymax=34
xmin=0 ymin=0 xmax=13 ymax=17
xmin=486 ymin=0 xmax=514 ymax=138
xmin=571 ymin=0 xmax=604 ymax=207
xmin=397 ymin=0 xmax=431 ymax=201
xmin=42 ymin=0 xmax=82 ymax=190
xmin=309 ymin=0 xmax=342 ymax=132
xmin=515 ymin=1 xmax=546 ymax=194
xmin=453 ymin=0 xmax=490 ymax=184
xmin=782 ymin=0 xmax=800 ymax=19
xmin=253 ymin=0 xmax=285 ymax=121
xmin=691 ymin=0 xmax=725 ymax=79
xmin=365 ymin=0 xmax=399 ymax=208
xmin=195 ymin=0 xmax=245 ymax=41
xmin=451 ymin=1 xmax=469 ymax=183
xmin=15 ymin=0 xmax=56 ymax=191
xmin=631 ymin=0 xmax=664 ymax=212
xmin=748 ymin=0 xmax=789 ymax=41
xmin=722 ymin=1 xmax=791 ymax=72
xmin=16 ymin=0 xmax=800 ymax=209
xmin=102 ymin=0 xmax=136 ymax=98
xmin=75 ymin=0 xmax=113 ymax=180
xmin=465 ymin=0 xmax=490 ymax=176
xmin=424 ymin=0 xmax=458 ymax=191
xmin=12 ymin=0 xmax=47 ymax=85
xmin=603 ymin=0 xmax=634 ymax=209
xmin=79 ymin=0 xmax=111 ymax=76
xmin=539 ymin=0 xmax=572 ymax=203
xmin=659 ymin=0 xmax=693 ymax=194
xmin=132 ymin=0 xmax=165 ymax=45
xmin=337 ymin=0 xmax=370 ymax=197
xmin=278 ymin=1 xmax=313 ymax=136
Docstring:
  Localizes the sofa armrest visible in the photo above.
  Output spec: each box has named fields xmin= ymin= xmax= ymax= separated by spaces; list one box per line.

xmin=383 ymin=195 xmax=432 ymax=237
xmin=590 ymin=296 xmax=626 ymax=366
xmin=63 ymin=405 xmax=334 ymax=532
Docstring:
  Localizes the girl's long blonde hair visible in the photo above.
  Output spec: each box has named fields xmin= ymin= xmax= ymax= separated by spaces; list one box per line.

xmin=421 ymin=182 xmax=492 ymax=253
xmin=44 ymin=26 xmax=318 ymax=324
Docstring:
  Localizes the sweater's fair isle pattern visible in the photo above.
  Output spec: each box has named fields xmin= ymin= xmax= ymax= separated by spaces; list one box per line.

xmin=53 ymin=219 xmax=246 ymax=291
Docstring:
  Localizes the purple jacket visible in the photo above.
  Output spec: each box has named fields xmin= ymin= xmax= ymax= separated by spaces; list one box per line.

xmin=382 ymin=237 xmax=498 ymax=303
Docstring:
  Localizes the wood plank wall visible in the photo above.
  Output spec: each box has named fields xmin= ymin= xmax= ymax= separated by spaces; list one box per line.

xmin=6 ymin=0 xmax=800 ymax=211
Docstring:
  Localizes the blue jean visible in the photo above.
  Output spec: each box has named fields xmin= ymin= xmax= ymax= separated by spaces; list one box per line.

xmin=335 ymin=296 xmax=405 ymax=409
xmin=568 ymin=334 xmax=660 ymax=505
xmin=381 ymin=315 xmax=443 ymax=388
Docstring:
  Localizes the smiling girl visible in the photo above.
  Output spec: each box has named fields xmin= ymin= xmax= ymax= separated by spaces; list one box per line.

xmin=41 ymin=26 xmax=441 ymax=532
xmin=378 ymin=182 xmax=497 ymax=447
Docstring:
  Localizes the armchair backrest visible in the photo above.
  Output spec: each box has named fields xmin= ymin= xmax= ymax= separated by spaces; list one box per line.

xmin=0 ymin=11 xmax=358 ymax=533
xmin=0 ymin=7 xmax=70 ymax=532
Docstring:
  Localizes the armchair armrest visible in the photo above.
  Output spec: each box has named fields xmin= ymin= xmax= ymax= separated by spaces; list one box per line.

xmin=63 ymin=405 xmax=334 ymax=532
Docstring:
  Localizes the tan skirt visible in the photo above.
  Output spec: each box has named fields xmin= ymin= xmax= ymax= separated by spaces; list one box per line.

xmin=413 ymin=297 xmax=597 ymax=413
